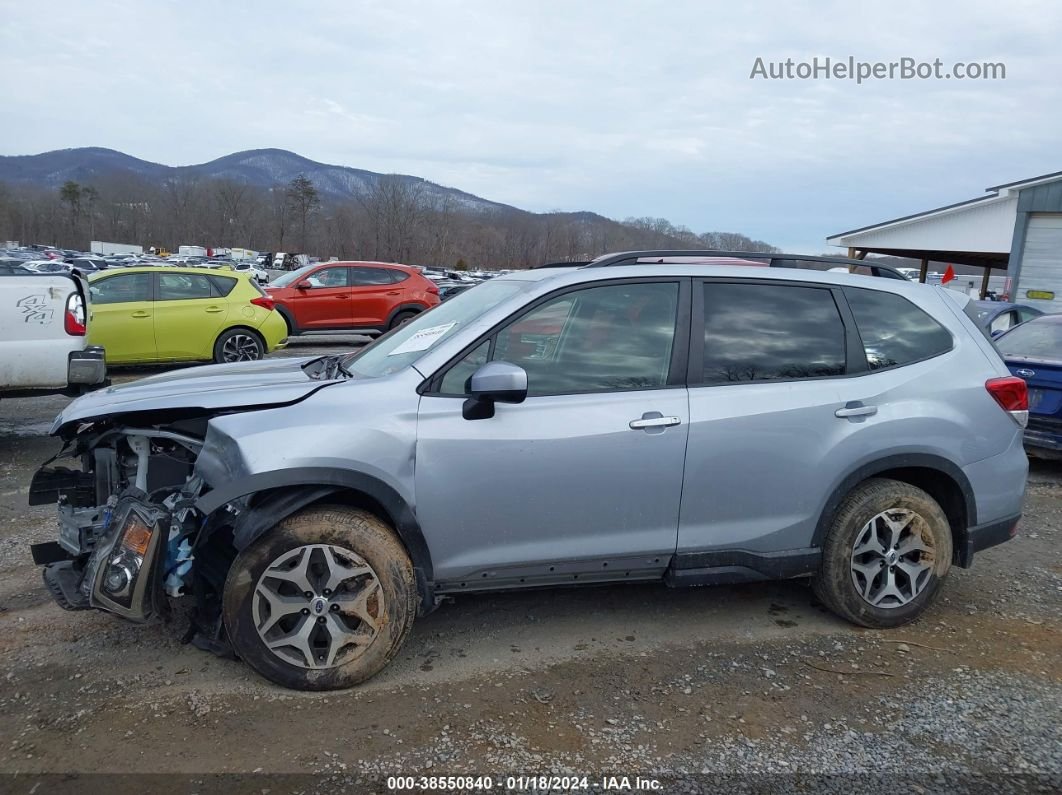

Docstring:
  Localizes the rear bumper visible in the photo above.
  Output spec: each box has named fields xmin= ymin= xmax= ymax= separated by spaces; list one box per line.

xmin=956 ymin=513 xmax=1021 ymax=568
xmin=1023 ymin=426 xmax=1062 ymax=452
xmin=68 ymin=346 xmax=106 ymax=386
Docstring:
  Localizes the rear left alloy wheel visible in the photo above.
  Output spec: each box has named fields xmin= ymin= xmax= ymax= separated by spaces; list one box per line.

xmin=214 ymin=329 xmax=264 ymax=363
xmin=813 ymin=478 xmax=953 ymax=629
xmin=223 ymin=506 xmax=417 ymax=690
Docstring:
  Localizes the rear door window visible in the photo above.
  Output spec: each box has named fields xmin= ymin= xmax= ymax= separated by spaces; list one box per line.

xmin=158 ymin=273 xmax=213 ymax=300
xmin=845 ymin=288 xmax=953 ymax=370
xmin=350 ymin=268 xmax=398 ymax=286
xmin=699 ymin=282 xmax=846 ymax=384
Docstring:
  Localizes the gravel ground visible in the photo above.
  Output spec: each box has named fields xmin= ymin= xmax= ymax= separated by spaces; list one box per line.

xmin=0 ymin=350 xmax=1058 ymax=793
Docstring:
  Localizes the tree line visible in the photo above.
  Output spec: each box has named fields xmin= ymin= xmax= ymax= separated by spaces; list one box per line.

xmin=0 ymin=173 xmax=778 ymax=268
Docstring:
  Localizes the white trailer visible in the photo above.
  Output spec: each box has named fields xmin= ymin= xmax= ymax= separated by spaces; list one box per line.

xmin=229 ymin=247 xmax=258 ymax=261
xmin=90 ymin=241 xmax=143 ymax=256
xmin=178 ymin=245 xmax=208 ymax=257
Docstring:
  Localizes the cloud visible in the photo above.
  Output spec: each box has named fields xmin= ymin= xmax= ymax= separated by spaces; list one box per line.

xmin=1 ymin=0 xmax=1060 ymax=251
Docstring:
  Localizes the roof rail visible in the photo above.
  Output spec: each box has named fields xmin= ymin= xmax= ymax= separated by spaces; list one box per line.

xmin=532 ymin=260 xmax=591 ymax=269
xmin=583 ymin=250 xmax=871 ymax=268
xmin=580 ymin=250 xmax=908 ymax=280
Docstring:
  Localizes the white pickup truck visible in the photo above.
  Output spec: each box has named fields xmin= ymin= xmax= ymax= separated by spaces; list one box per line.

xmin=0 ymin=270 xmax=107 ymax=397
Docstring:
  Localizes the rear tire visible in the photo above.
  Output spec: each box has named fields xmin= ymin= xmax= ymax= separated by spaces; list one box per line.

xmin=389 ymin=310 xmax=419 ymax=330
xmin=813 ymin=478 xmax=952 ymax=629
xmin=213 ymin=328 xmax=265 ymax=363
xmin=222 ymin=506 xmax=417 ymax=690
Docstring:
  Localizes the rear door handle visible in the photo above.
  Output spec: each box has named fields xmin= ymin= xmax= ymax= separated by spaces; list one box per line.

xmin=629 ymin=414 xmax=681 ymax=430
xmin=388 ymin=290 xmax=401 ymax=295
xmin=835 ymin=402 xmax=878 ymax=418
xmin=205 ymin=306 xmax=224 ymax=313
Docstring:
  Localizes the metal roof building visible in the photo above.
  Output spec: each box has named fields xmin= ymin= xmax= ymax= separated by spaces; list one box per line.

xmin=827 ymin=171 xmax=1062 ymax=308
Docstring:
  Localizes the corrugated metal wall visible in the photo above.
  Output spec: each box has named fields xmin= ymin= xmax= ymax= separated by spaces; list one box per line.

xmin=1015 ymin=214 xmax=1062 ymax=311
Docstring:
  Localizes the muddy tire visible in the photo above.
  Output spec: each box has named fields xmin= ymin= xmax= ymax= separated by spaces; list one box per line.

xmin=813 ymin=478 xmax=952 ymax=629
xmin=389 ymin=310 xmax=418 ymax=330
xmin=223 ymin=506 xmax=417 ymax=690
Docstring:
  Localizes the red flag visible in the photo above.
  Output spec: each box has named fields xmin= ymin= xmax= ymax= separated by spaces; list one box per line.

xmin=942 ymin=265 xmax=956 ymax=284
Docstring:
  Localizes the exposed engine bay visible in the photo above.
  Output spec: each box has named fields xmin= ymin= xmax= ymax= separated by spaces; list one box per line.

xmin=30 ymin=415 xmax=237 ymax=651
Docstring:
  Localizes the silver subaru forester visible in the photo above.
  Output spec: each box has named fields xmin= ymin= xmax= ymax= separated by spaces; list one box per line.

xmin=32 ymin=251 xmax=1028 ymax=690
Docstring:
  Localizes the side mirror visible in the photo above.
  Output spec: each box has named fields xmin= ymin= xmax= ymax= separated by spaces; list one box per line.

xmin=462 ymin=361 xmax=528 ymax=420
xmin=295 ymin=281 xmax=309 ymax=290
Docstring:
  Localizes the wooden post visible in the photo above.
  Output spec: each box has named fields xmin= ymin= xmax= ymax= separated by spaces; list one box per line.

xmin=918 ymin=257 xmax=929 ymax=284
xmin=847 ymin=248 xmax=867 ymax=271
xmin=980 ymin=267 xmax=992 ymax=299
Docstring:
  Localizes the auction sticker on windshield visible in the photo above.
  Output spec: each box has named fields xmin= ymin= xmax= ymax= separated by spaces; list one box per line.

xmin=387 ymin=322 xmax=457 ymax=356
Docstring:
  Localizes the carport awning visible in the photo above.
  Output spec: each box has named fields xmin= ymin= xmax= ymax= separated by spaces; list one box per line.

xmin=827 ymin=183 xmax=1021 ymax=271
xmin=841 ymin=247 xmax=1009 ymax=270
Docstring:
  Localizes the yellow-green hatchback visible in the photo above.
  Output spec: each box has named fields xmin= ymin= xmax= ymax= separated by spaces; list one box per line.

xmin=87 ymin=267 xmax=288 ymax=364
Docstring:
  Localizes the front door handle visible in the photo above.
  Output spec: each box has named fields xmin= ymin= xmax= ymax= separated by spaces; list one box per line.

xmin=131 ymin=311 xmax=150 ymax=318
xmin=629 ymin=414 xmax=681 ymax=430
xmin=835 ymin=402 xmax=878 ymax=418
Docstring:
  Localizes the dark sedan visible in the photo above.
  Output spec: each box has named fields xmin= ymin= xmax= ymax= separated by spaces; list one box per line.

xmin=997 ymin=315 xmax=1062 ymax=456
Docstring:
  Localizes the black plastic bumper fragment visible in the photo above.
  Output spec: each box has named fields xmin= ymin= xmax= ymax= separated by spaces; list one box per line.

xmin=42 ymin=561 xmax=90 ymax=610
xmin=956 ymin=514 xmax=1020 ymax=568
xmin=31 ymin=541 xmax=72 ymax=565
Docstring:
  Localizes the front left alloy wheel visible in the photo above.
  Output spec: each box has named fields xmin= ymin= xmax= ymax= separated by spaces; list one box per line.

xmin=223 ymin=506 xmax=417 ymax=690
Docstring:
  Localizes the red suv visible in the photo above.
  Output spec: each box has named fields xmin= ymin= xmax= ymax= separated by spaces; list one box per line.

xmin=265 ymin=261 xmax=439 ymax=335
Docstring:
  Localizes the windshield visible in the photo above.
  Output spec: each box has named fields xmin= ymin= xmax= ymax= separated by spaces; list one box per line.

xmin=270 ymin=264 xmax=315 ymax=287
xmin=996 ymin=319 xmax=1062 ymax=360
xmin=342 ymin=279 xmax=529 ymax=378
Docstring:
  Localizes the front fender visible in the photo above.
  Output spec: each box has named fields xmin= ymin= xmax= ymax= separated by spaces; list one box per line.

xmin=196 ymin=468 xmax=436 ymax=612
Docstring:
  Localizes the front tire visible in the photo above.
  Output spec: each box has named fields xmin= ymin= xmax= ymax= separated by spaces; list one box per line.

xmin=214 ymin=328 xmax=265 ymax=363
xmin=222 ymin=506 xmax=417 ymax=690
xmin=813 ymin=478 xmax=952 ymax=629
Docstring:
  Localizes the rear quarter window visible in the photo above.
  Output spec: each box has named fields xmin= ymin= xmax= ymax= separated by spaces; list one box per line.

xmin=207 ymin=275 xmax=238 ymax=297
xmin=846 ymin=288 xmax=953 ymax=370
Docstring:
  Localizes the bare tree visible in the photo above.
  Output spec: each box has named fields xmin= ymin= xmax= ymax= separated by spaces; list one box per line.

xmin=286 ymin=174 xmax=320 ymax=252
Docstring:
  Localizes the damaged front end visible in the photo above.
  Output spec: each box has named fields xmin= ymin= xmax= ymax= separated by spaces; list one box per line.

xmin=29 ymin=355 xmax=344 ymax=640
xmin=31 ymin=423 xmax=209 ymax=624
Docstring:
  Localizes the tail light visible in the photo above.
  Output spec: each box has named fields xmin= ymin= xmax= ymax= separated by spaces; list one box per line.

xmin=986 ymin=376 xmax=1028 ymax=428
xmin=426 ymin=284 xmax=440 ymax=296
xmin=250 ymin=296 xmax=275 ymax=311
xmin=65 ymin=293 xmax=86 ymax=336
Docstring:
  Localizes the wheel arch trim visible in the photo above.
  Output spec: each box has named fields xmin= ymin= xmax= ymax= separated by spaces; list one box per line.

xmin=384 ymin=303 xmax=428 ymax=328
xmin=196 ymin=467 xmax=435 ymax=608
xmin=813 ymin=453 xmax=976 ymax=549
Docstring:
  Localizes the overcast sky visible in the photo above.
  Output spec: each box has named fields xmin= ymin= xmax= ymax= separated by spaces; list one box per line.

xmin=2 ymin=0 xmax=1060 ymax=251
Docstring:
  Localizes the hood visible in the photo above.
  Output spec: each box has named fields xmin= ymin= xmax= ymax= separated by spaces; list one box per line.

xmin=52 ymin=357 xmax=342 ymax=433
